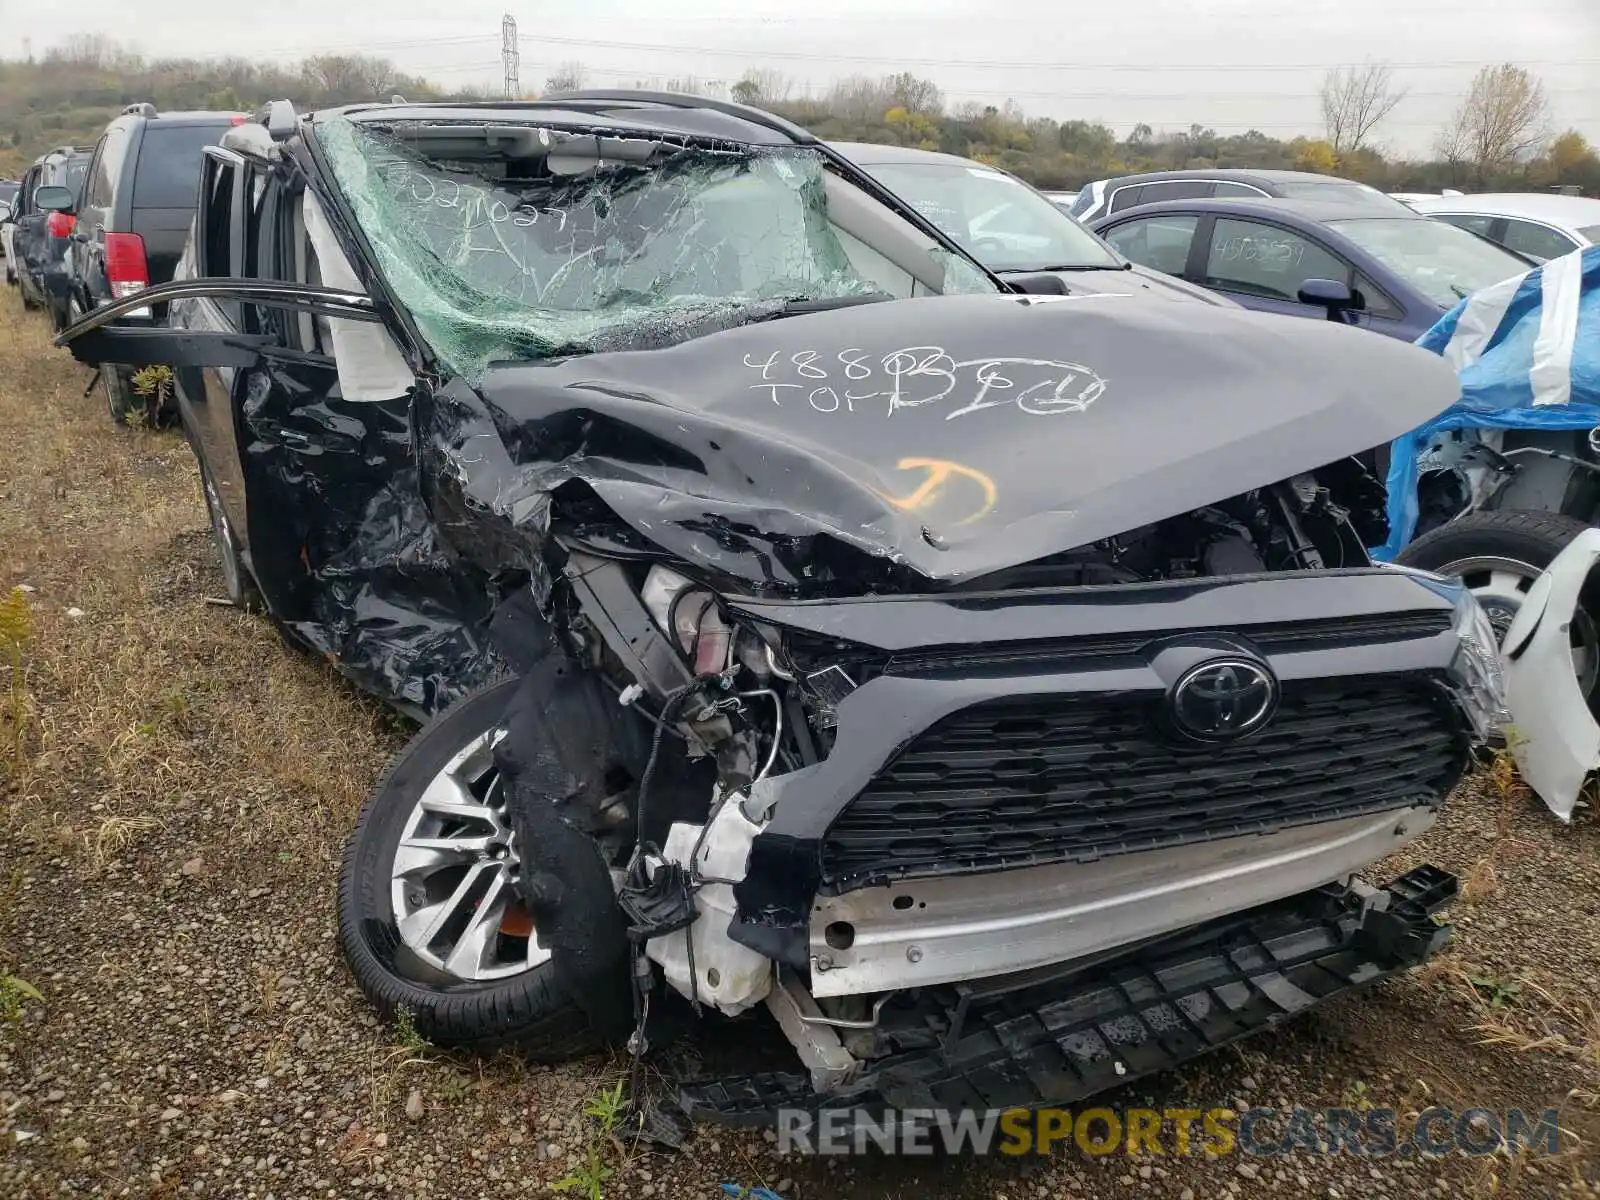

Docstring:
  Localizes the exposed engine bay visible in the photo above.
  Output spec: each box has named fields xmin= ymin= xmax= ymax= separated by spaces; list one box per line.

xmin=953 ymin=458 xmax=1389 ymax=591
xmin=476 ymin=448 xmax=1476 ymax=1121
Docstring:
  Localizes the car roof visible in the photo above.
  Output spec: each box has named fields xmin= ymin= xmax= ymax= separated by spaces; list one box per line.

xmin=325 ymin=92 xmax=811 ymax=148
xmin=1409 ymin=192 xmax=1600 ymax=227
xmin=1094 ymin=167 xmax=1376 ymax=189
xmin=1100 ymin=195 xmax=1423 ymax=224
xmin=119 ymin=110 xmax=247 ymax=127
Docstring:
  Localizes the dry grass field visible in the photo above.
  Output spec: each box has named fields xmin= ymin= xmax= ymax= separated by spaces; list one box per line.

xmin=3 ymin=288 xmax=1600 ymax=1198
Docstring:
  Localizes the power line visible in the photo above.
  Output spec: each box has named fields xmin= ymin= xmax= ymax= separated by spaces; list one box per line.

xmin=250 ymin=33 xmax=494 ymax=58
xmin=239 ymin=29 xmax=1598 ymax=77
xmin=492 ymin=60 xmax=1597 ymax=101
xmin=515 ymin=31 xmax=1599 ymax=74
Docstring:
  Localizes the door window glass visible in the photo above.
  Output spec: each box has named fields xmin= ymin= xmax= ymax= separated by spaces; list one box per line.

xmin=1102 ymin=214 xmax=1199 ymax=277
xmin=1204 ymin=217 xmax=1350 ymax=301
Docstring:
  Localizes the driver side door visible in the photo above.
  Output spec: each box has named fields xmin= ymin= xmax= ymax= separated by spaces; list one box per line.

xmin=54 ymin=198 xmax=415 ymax=626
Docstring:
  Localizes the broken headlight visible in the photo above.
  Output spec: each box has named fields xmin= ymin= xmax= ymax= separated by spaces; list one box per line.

xmin=1449 ymin=587 xmax=1511 ymax=740
xmin=641 ymin=565 xmax=732 ymax=675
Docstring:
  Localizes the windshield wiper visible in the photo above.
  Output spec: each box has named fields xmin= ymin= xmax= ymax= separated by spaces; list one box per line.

xmin=745 ymin=293 xmax=895 ymax=321
xmin=999 ymin=262 xmax=1131 ymax=273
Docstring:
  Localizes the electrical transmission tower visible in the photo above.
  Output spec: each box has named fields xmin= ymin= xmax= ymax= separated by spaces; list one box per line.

xmin=501 ymin=14 xmax=521 ymax=99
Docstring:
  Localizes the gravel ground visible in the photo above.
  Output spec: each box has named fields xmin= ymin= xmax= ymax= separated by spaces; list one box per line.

xmin=3 ymin=294 xmax=1600 ymax=1199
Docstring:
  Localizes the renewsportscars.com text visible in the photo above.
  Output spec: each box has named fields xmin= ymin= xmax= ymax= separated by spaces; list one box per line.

xmin=777 ymin=1105 xmax=1562 ymax=1157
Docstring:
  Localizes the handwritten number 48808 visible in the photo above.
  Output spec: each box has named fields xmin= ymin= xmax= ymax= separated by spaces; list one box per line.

xmin=741 ymin=347 xmax=1107 ymax=420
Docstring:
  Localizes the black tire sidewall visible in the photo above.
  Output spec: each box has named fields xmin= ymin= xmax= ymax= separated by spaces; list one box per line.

xmin=103 ymin=366 xmax=136 ymax=424
xmin=1394 ymin=511 xmax=1591 ymax=581
xmin=338 ymin=678 xmax=596 ymax=1054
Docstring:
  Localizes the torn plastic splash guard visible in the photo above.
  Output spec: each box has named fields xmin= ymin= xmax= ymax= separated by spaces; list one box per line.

xmin=678 ymin=865 xmax=1456 ymax=1125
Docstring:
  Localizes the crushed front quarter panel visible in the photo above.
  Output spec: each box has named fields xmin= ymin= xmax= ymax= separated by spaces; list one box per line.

xmin=1505 ymin=527 xmax=1600 ymax=820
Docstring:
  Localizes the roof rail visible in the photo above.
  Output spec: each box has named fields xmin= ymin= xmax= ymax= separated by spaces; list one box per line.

xmin=257 ymin=99 xmax=299 ymax=141
xmin=122 ymin=102 xmax=157 ymax=118
xmin=547 ymin=89 xmax=817 ymax=145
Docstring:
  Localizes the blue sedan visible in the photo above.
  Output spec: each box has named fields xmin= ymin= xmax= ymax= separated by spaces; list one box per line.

xmin=1089 ymin=195 xmax=1533 ymax=341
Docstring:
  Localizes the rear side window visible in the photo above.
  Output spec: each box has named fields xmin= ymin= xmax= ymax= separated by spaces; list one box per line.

xmin=1435 ymin=213 xmax=1494 ymax=237
xmin=1137 ymin=181 xmax=1212 ymax=205
xmin=16 ymin=167 xmax=40 ymax=215
xmin=1213 ymin=181 xmax=1265 ymax=198
xmin=1499 ymin=218 xmax=1579 ymax=262
xmin=85 ymin=125 xmax=130 ymax=208
xmin=132 ymin=125 xmax=231 ymax=209
xmin=65 ymin=158 xmax=90 ymax=198
xmin=1106 ymin=185 xmax=1145 ymax=214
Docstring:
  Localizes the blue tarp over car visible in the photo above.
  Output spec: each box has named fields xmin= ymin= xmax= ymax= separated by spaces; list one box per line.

xmin=1376 ymin=244 xmax=1600 ymax=560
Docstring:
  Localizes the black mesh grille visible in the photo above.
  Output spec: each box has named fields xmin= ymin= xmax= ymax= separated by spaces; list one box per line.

xmin=820 ymin=677 xmax=1466 ymax=887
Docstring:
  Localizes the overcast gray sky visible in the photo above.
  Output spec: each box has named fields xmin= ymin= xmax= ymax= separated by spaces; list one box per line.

xmin=4 ymin=0 xmax=1596 ymax=156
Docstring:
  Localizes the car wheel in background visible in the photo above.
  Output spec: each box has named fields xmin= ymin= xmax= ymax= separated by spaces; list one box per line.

xmin=337 ymin=678 xmax=601 ymax=1057
xmin=1395 ymin=508 xmax=1600 ymax=709
xmin=102 ymin=365 xmax=143 ymax=425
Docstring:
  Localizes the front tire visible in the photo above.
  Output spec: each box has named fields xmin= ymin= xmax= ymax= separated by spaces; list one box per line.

xmin=337 ymin=679 xmax=600 ymax=1056
xmin=1395 ymin=509 xmax=1600 ymax=705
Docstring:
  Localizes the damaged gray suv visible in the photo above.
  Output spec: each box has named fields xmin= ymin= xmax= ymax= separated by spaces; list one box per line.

xmin=55 ymin=92 xmax=1504 ymax=1130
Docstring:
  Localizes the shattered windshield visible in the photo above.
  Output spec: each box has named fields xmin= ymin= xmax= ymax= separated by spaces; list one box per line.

xmin=316 ymin=116 xmax=995 ymax=381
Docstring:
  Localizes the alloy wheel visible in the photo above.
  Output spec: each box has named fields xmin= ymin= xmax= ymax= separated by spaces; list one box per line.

xmin=388 ymin=728 xmax=549 ymax=983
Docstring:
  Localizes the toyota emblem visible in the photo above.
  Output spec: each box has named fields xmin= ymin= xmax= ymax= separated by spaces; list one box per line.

xmin=1169 ymin=657 xmax=1279 ymax=741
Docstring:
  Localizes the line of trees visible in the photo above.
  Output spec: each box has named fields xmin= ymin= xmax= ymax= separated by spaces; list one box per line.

xmin=1318 ymin=59 xmax=1589 ymax=190
xmin=0 ymin=37 xmax=447 ymax=173
xmin=2 ymin=37 xmax=1595 ymax=198
xmin=571 ymin=58 xmax=1597 ymax=194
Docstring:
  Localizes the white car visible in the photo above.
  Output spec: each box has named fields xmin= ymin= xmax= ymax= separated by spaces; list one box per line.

xmin=0 ymin=186 xmax=17 ymax=285
xmin=1410 ymin=192 xmax=1600 ymax=263
xmin=1388 ymin=189 xmax=1464 ymax=210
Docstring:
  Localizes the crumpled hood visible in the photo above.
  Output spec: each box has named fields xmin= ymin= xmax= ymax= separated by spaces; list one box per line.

xmin=432 ymin=292 xmax=1460 ymax=589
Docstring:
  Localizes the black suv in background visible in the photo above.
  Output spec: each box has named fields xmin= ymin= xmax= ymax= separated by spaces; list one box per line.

xmin=55 ymin=102 xmax=245 ymax=421
xmin=9 ymin=146 xmax=93 ymax=328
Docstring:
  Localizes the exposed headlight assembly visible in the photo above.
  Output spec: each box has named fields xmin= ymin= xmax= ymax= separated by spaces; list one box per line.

xmin=1449 ymin=587 xmax=1510 ymax=740
xmin=641 ymin=565 xmax=732 ymax=675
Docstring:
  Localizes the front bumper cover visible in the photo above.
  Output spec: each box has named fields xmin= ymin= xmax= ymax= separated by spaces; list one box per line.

xmin=680 ymin=864 xmax=1455 ymax=1125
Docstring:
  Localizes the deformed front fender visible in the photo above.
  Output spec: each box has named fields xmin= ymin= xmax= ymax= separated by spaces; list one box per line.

xmin=1504 ymin=527 xmax=1600 ymax=821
